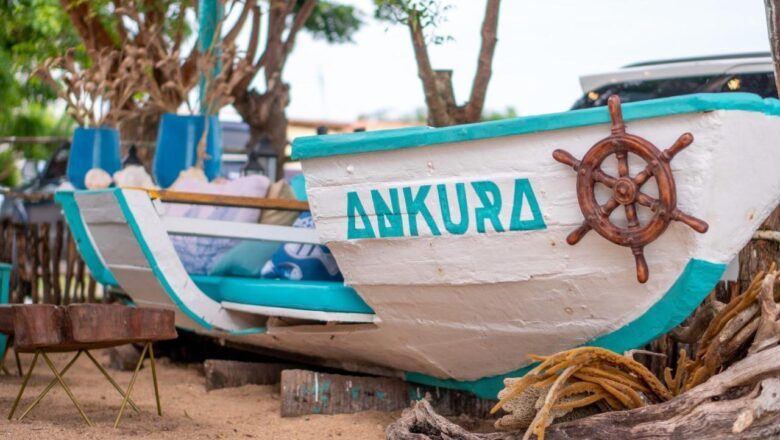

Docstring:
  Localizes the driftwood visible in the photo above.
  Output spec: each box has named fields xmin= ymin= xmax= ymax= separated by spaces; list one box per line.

xmin=386 ymin=345 xmax=780 ymax=440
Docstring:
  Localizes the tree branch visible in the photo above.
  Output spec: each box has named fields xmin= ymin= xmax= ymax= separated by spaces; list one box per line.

xmin=224 ymin=0 xmax=256 ymax=47
xmin=407 ymin=15 xmax=452 ymax=126
xmin=465 ymin=0 xmax=501 ymax=122
xmin=60 ymin=0 xmax=117 ymax=52
xmin=245 ymin=4 xmax=262 ymax=65
xmin=282 ymin=0 xmax=316 ymax=60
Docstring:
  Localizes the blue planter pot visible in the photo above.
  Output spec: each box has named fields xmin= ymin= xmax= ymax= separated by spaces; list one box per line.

xmin=153 ymin=113 xmax=222 ymax=188
xmin=67 ymin=127 xmax=122 ymax=190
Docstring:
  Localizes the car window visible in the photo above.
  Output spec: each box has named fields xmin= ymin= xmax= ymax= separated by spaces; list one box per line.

xmin=572 ymin=72 xmax=777 ymax=109
xmin=718 ymin=72 xmax=778 ymax=97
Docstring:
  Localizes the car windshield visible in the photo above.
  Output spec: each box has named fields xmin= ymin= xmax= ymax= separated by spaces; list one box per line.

xmin=572 ymin=72 xmax=778 ymax=109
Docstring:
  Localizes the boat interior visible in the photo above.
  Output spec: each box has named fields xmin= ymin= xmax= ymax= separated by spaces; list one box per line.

xmin=55 ymin=187 xmax=378 ymax=336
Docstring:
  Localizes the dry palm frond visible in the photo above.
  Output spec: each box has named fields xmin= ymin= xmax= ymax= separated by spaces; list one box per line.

xmin=677 ymin=265 xmax=780 ymax=392
xmin=492 ymin=346 xmax=671 ymax=440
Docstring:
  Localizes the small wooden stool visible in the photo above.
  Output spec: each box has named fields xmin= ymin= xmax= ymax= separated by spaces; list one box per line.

xmin=4 ymin=304 xmax=177 ymax=427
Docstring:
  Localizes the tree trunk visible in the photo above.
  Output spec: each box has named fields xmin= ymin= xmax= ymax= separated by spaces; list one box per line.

xmin=406 ymin=0 xmax=501 ymax=127
xmin=233 ymin=81 xmax=290 ymax=179
xmin=739 ymin=207 xmax=780 ymax=292
xmin=119 ymin=112 xmax=162 ymax=170
xmin=766 ymin=0 xmax=780 ymax=94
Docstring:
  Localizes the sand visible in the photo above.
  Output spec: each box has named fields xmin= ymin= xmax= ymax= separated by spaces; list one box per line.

xmin=0 ymin=349 xmax=399 ymax=439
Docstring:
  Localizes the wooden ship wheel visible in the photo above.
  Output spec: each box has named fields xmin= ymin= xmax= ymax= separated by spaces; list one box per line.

xmin=552 ymin=95 xmax=709 ymax=283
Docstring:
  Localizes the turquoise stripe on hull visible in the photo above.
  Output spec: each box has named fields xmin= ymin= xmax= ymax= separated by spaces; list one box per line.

xmin=292 ymin=93 xmax=780 ymax=160
xmin=404 ymin=259 xmax=726 ymax=399
xmin=55 ymin=191 xmax=118 ymax=286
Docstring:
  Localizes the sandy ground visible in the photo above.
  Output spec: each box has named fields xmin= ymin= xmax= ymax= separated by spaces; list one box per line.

xmin=0 ymin=349 xmax=399 ymax=439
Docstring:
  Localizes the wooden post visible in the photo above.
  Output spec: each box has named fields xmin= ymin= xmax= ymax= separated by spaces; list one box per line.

xmin=28 ymin=224 xmax=39 ymax=304
xmin=53 ymin=221 xmax=64 ymax=305
xmin=64 ymin=235 xmax=76 ymax=305
xmin=40 ymin=223 xmax=52 ymax=304
xmin=14 ymin=224 xmax=27 ymax=304
xmin=74 ymin=259 xmax=85 ymax=303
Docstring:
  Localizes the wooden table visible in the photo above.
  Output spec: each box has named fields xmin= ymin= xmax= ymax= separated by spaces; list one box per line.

xmin=4 ymin=304 xmax=177 ymax=427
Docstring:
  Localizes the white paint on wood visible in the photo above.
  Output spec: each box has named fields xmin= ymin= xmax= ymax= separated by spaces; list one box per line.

xmin=161 ymin=216 xmax=320 ymax=244
xmin=221 ymin=301 xmax=378 ymax=323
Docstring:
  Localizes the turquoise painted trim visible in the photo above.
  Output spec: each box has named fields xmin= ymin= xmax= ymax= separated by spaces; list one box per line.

xmin=404 ymin=259 xmax=726 ymax=399
xmin=113 ymin=190 xmax=266 ymax=335
xmin=0 ymin=263 xmax=11 ymax=360
xmin=190 ymin=275 xmax=374 ymax=314
xmin=292 ymin=93 xmax=780 ymax=160
xmin=54 ymin=191 xmax=118 ymax=286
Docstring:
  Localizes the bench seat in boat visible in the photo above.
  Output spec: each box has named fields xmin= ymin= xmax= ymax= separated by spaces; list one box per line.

xmin=191 ymin=275 xmax=374 ymax=314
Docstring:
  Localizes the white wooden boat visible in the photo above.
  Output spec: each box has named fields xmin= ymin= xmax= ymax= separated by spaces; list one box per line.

xmin=57 ymin=93 xmax=780 ymax=399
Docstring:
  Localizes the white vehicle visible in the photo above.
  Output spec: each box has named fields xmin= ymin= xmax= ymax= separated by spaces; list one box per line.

xmin=573 ymin=52 xmax=775 ymax=109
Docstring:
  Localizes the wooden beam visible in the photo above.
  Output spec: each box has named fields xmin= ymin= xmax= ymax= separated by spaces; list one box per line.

xmin=280 ymin=369 xmax=497 ymax=418
xmin=161 ymin=217 xmax=320 ymax=244
xmin=221 ymin=302 xmax=375 ymax=323
xmin=204 ymin=359 xmax=288 ymax=390
xmin=146 ymin=189 xmax=310 ymax=212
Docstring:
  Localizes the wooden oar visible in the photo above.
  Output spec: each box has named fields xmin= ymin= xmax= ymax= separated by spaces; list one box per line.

xmin=141 ymin=189 xmax=310 ymax=212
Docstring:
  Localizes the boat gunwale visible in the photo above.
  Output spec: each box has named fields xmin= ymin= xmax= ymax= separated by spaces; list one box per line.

xmin=291 ymin=92 xmax=780 ymax=160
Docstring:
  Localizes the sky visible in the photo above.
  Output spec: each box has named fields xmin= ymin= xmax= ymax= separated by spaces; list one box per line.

xmin=229 ymin=0 xmax=772 ymax=123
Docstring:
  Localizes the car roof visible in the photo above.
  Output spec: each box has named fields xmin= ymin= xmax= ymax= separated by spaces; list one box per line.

xmin=579 ymin=52 xmax=774 ymax=93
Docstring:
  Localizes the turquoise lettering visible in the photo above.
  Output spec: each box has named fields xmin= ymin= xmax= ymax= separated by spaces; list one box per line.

xmin=403 ymin=185 xmax=441 ymax=237
xmin=471 ymin=181 xmax=505 ymax=233
xmin=509 ymin=178 xmax=546 ymax=231
xmin=437 ymin=183 xmax=469 ymax=235
xmin=347 ymin=192 xmax=376 ymax=239
xmin=371 ymin=188 xmax=404 ymax=237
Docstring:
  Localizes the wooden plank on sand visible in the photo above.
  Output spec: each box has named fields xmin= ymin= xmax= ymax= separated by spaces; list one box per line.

xmin=280 ymin=369 xmax=497 ymax=418
xmin=204 ymin=359 xmax=287 ymax=390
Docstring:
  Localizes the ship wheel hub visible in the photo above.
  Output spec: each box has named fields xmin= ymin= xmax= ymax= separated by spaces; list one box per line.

xmin=613 ymin=177 xmax=637 ymax=205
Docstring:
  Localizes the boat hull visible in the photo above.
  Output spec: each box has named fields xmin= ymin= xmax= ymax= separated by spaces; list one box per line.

xmin=60 ymin=94 xmax=780 ymax=399
xmin=294 ymin=94 xmax=780 ymax=385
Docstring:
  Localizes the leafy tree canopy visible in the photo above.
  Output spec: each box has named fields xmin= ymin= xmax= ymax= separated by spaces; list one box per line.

xmin=0 ymin=0 xmax=79 ymax=162
xmin=373 ymin=0 xmax=451 ymax=44
xmin=305 ymin=1 xmax=363 ymax=43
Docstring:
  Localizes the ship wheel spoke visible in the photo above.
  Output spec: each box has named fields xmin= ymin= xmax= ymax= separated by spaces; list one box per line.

xmin=593 ymin=169 xmax=617 ymax=188
xmin=566 ymin=223 xmax=592 ymax=245
xmin=632 ymin=166 xmax=653 ymax=187
xmin=552 ymin=149 xmax=581 ymax=170
xmin=624 ymin=203 xmax=640 ymax=229
xmin=632 ymin=246 xmax=649 ymax=283
xmin=635 ymin=192 xmax=659 ymax=211
xmin=671 ymin=209 xmax=709 ymax=233
xmin=600 ymin=198 xmax=619 ymax=216
xmin=661 ymin=133 xmax=694 ymax=162
xmin=616 ymin=151 xmax=630 ymax=178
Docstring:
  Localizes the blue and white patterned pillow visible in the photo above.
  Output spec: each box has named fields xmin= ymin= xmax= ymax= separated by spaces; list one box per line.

xmin=261 ymin=212 xmax=343 ymax=282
